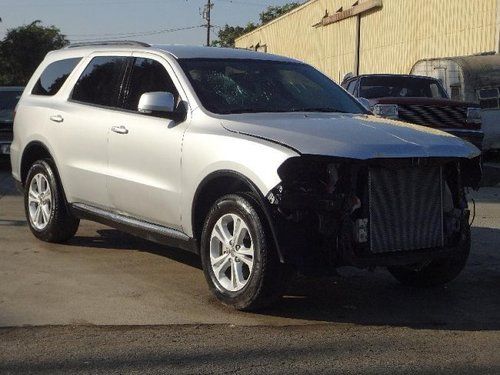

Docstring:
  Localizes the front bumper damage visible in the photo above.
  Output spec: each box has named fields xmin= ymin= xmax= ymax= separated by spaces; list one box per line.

xmin=265 ymin=155 xmax=480 ymax=274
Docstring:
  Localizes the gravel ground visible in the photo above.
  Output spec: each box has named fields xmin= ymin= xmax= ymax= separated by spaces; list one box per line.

xmin=1 ymin=325 xmax=499 ymax=374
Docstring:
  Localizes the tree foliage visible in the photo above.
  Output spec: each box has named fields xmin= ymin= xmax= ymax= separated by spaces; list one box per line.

xmin=211 ymin=23 xmax=257 ymax=48
xmin=258 ymin=3 xmax=302 ymax=24
xmin=212 ymin=2 xmax=302 ymax=48
xmin=0 ymin=21 xmax=69 ymax=85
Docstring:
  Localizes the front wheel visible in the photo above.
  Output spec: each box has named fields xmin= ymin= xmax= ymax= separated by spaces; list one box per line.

xmin=200 ymin=193 xmax=292 ymax=311
xmin=388 ymin=224 xmax=471 ymax=287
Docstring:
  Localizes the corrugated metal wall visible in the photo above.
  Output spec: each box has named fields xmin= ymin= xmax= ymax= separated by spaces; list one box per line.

xmin=235 ymin=0 xmax=499 ymax=82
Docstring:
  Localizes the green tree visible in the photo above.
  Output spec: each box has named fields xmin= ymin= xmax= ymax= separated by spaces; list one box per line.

xmin=259 ymin=2 xmax=302 ymax=24
xmin=211 ymin=23 xmax=257 ymax=48
xmin=212 ymin=2 xmax=302 ymax=48
xmin=0 ymin=21 xmax=69 ymax=85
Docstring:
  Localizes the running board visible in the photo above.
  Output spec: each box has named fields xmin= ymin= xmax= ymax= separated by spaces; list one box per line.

xmin=70 ymin=203 xmax=198 ymax=253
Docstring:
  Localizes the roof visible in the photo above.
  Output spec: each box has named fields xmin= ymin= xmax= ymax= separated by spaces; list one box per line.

xmin=356 ymin=74 xmax=438 ymax=80
xmin=344 ymin=73 xmax=439 ymax=83
xmin=153 ymin=45 xmax=299 ymax=62
xmin=58 ymin=42 xmax=299 ymax=63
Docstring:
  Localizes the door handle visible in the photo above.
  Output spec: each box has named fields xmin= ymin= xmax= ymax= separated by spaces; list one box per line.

xmin=111 ymin=125 xmax=129 ymax=135
xmin=49 ymin=115 xmax=64 ymax=123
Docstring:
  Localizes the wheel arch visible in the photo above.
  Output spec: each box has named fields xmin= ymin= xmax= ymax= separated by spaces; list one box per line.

xmin=20 ymin=141 xmax=56 ymax=186
xmin=191 ymin=170 xmax=284 ymax=262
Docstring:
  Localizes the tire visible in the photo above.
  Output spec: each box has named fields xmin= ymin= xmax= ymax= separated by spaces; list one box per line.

xmin=200 ymin=193 xmax=292 ymax=311
xmin=24 ymin=159 xmax=79 ymax=243
xmin=387 ymin=224 xmax=471 ymax=287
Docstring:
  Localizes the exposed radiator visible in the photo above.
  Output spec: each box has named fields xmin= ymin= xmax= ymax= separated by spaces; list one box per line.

xmin=369 ymin=166 xmax=444 ymax=253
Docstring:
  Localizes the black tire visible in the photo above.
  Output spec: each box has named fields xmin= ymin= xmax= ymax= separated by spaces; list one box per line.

xmin=24 ymin=159 xmax=79 ymax=243
xmin=387 ymin=224 xmax=471 ymax=287
xmin=200 ymin=193 xmax=292 ymax=311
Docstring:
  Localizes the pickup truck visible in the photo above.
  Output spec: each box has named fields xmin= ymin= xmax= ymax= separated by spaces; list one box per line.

xmin=342 ymin=74 xmax=484 ymax=150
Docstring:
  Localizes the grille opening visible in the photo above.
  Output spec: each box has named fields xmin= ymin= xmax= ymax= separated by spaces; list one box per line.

xmin=397 ymin=104 xmax=466 ymax=128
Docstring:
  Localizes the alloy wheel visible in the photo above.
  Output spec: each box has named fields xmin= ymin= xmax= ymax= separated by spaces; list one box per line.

xmin=28 ymin=173 xmax=52 ymax=230
xmin=209 ymin=213 xmax=255 ymax=292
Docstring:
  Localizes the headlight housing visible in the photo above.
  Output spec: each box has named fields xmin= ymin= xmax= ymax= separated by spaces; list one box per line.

xmin=466 ymin=107 xmax=482 ymax=126
xmin=372 ymin=104 xmax=399 ymax=119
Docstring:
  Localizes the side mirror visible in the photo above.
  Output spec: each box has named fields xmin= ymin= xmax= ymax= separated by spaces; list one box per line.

xmin=138 ymin=91 xmax=175 ymax=115
xmin=357 ymin=97 xmax=372 ymax=111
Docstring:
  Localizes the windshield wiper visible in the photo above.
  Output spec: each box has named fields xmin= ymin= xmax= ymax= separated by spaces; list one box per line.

xmin=221 ymin=108 xmax=268 ymax=114
xmin=220 ymin=107 xmax=351 ymax=114
xmin=290 ymin=107 xmax=350 ymax=113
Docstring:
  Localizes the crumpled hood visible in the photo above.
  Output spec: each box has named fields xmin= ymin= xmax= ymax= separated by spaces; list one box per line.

xmin=221 ymin=113 xmax=480 ymax=160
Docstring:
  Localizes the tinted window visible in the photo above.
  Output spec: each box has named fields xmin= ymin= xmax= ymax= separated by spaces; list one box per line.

xmin=0 ymin=89 xmax=23 ymax=122
xmin=450 ymin=85 xmax=462 ymax=101
xmin=122 ymin=58 xmax=178 ymax=111
xmin=359 ymin=76 xmax=448 ymax=99
xmin=71 ymin=56 xmax=127 ymax=107
xmin=346 ymin=80 xmax=357 ymax=94
xmin=477 ymin=88 xmax=499 ymax=109
xmin=179 ymin=59 xmax=365 ymax=115
xmin=32 ymin=58 xmax=81 ymax=96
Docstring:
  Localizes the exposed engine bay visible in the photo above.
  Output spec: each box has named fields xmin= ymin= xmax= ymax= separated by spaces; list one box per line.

xmin=266 ymin=155 xmax=482 ymax=274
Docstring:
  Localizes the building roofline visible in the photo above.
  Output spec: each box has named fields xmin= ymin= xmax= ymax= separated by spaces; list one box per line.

xmin=234 ymin=0 xmax=318 ymax=43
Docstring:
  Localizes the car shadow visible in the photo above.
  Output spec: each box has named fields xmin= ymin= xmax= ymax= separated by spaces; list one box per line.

xmin=67 ymin=226 xmax=500 ymax=331
xmin=69 ymin=229 xmax=202 ymax=269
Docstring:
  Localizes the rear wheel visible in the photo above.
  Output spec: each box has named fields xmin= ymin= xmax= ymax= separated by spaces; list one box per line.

xmin=388 ymin=224 xmax=471 ymax=287
xmin=200 ymin=193 xmax=292 ymax=310
xmin=24 ymin=159 xmax=79 ymax=243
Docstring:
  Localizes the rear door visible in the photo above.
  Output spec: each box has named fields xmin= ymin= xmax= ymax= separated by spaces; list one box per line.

xmin=106 ymin=53 xmax=188 ymax=229
xmin=58 ymin=53 xmax=130 ymax=208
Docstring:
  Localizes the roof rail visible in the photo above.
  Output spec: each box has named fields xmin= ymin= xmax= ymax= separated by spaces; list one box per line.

xmin=66 ymin=40 xmax=151 ymax=49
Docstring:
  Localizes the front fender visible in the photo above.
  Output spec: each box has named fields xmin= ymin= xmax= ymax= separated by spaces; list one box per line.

xmin=180 ymin=129 xmax=298 ymax=238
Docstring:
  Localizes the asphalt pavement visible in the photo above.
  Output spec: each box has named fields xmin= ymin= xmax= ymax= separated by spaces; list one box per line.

xmin=1 ymin=157 xmax=499 ymax=374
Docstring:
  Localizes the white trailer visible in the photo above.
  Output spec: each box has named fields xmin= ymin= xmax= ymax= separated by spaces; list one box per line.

xmin=412 ymin=54 xmax=500 ymax=151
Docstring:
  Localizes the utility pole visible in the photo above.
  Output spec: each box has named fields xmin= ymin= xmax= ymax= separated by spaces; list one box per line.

xmin=202 ymin=0 xmax=213 ymax=46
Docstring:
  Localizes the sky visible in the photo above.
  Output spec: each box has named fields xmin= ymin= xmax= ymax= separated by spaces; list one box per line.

xmin=0 ymin=0 xmax=300 ymax=45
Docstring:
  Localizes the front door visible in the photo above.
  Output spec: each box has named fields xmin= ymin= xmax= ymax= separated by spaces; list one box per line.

xmin=107 ymin=54 xmax=187 ymax=230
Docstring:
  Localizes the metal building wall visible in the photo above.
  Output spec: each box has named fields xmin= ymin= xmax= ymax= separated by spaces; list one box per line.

xmin=235 ymin=0 xmax=499 ymax=82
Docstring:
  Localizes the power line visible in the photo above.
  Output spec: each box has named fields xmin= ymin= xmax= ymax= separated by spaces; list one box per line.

xmin=67 ymin=25 xmax=201 ymax=38
xmin=71 ymin=25 xmax=203 ymax=42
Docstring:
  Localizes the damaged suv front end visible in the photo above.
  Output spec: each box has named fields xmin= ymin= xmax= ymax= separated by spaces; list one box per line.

xmin=267 ymin=154 xmax=478 ymax=274
xmin=218 ymin=110 xmax=480 ymax=282
xmin=180 ymin=52 xmax=481 ymax=308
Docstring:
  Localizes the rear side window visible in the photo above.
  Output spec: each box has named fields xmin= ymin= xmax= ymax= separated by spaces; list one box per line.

xmin=71 ymin=56 xmax=128 ymax=107
xmin=122 ymin=57 xmax=179 ymax=111
xmin=477 ymin=88 xmax=499 ymax=109
xmin=32 ymin=58 xmax=81 ymax=96
xmin=346 ymin=80 xmax=357 ymax=95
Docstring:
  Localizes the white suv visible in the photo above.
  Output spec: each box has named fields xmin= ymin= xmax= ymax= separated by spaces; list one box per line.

xmin=11 ymin=42 xmax=481 ymax=310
